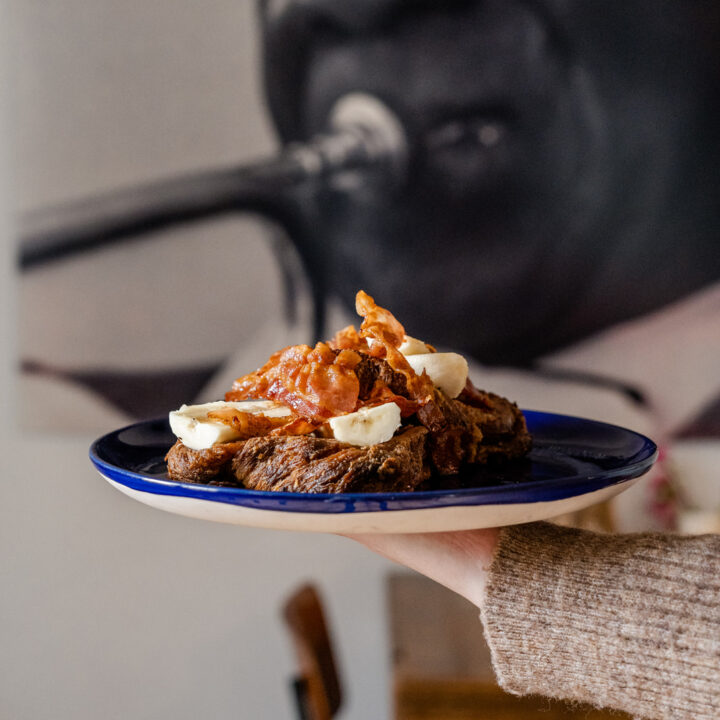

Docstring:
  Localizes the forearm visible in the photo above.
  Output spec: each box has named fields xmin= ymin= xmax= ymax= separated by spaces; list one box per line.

xmin=482 ymin=522 xmax=720 ymax=720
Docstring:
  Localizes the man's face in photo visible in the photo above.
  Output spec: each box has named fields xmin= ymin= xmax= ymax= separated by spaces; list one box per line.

xmin=263 ymin=0 xmax=720 ymax=363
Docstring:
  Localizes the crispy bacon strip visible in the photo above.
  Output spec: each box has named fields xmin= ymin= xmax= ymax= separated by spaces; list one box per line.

xmin=356 ymin=290 xmax=405 ymax=349
xmin=226 ymin=342 xmax=361 ymax=424
xmin=270 ymin=417 xmax=319 ymax=436
xmin=364 ymin=383 xmax=418 ymax=416
xmin=330 ymin=324 xmax=369 ymax=352
xmin=354 ymin=291 xmax=434 ymax=406
xmin=224 ymin=292 xmax=435 ymax=430
xmin=206 ymin=408 xmax=293 ymax=438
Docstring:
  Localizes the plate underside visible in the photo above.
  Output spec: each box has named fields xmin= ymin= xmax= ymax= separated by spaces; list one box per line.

xmin=90 ymin=411 xmax=657 ymax=533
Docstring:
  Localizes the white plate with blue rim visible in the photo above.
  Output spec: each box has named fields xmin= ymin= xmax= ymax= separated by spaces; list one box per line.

xmin=89 ymin=410 xmax=657 ymax=533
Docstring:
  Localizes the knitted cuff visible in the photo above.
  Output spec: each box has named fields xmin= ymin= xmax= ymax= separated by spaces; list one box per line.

xmin=480 ymin=522 xmax=720 ymax=720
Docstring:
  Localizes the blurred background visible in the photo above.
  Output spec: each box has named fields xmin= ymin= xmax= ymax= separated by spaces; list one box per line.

xmin=3 ymin=1 xmax=720 ymax=719
xmin=3 ymin=3 xmax=393 ymax=719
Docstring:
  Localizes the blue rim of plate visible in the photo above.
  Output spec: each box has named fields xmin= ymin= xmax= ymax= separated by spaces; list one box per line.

xmin=90 ymin=410 xmax=657 ymax=514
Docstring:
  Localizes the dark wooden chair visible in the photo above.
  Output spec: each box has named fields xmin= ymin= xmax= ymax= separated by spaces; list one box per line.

xmin=282 ymin=584 xmax=343 ymax=720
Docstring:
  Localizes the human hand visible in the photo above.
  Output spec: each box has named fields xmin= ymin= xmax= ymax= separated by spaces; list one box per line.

xmin=343 ymin=528 xmax=500 ymax=609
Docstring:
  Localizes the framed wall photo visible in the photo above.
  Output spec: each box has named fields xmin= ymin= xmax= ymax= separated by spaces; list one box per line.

xmin=13 ymin=1 xmax=314 ymax=434
xmin=12 ymin=0 xmax=720 ymax=533
xmin=18 ymin=216 xmax=311 ymax=432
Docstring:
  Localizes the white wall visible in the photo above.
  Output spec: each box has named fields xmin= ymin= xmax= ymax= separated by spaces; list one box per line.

xmin=1 ymin=3 xmax=395 ymax=719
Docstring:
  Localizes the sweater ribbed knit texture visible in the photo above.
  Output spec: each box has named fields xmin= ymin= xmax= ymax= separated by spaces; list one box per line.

xmin=480 ymin=522 xmax=720 ymax=720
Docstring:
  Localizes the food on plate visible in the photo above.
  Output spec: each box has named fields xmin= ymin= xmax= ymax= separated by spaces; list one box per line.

xmin=166 ymin=291 xmax=531 ymax=492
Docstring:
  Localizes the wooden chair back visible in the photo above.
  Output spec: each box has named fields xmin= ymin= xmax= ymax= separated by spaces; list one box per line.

xmin=282 ymin=583 xmax=342 ymax=720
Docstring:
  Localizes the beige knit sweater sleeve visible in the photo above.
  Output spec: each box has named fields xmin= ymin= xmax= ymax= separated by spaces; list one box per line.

xmin=480 ymin=522 xmax=720 ymax=720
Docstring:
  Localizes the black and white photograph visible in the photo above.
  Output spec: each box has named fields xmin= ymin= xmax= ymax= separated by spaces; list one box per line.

xmin=3 ymin=2 xmax=720 ymax=719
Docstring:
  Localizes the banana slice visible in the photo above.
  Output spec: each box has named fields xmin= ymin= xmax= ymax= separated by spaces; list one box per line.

xmin=405 ymin=352 xmax=468 ymax=398
xmin=329 ymin=402 xmax=401 ymax=446
xmin=398 ymin=335 xmax=432 ymax=356
xmin=169 ymin=400 xmax=291 ymax=450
